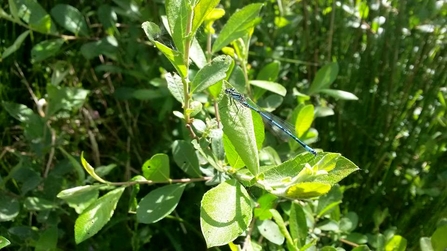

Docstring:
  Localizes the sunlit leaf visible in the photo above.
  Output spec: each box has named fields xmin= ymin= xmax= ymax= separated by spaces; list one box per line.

xmin=285 ymin=182 xmax=332 ymax=199
xmin=320 ymin=89 xmax=359 ymax=100
xmin=191 ymin=55 xmax=232 ymax=93
xmin=192 ymin=0 xmax=220 ymax=35
xmin=165 ymin=72 xmax=184 ymax=105
xmin=295 ymin=105 xmax=314 ymax=138
xmin=80 ymin=152 xmax=109 ymax=184
xmin=257 ymin=220 xmax=285 ymax=245
xmin=165 ymin=0 xmax=189 ymax=54
xmin=219 ymin=94 xmax=259 ymax=175
xmin=155 ymin=41 xmax=187 ymax=78
xmin=74 ymin=187 xmax=125 ymax=243
xmin=384 ymin=235 xmax=407 ymax=251
xmin=142 ymin=153 xmax=170 ymax=182
xmin=250 ymin=80 xmax=287 ymax=96
xmin=0 ymin=236 xmax=11 ymax=249
xmin=57 ymin=185 xmax=104 ymax=214
xmin=431 ymin=225 xmax=447 ymax=251
xmin=212 ymin=3 xmax=263 ymax=53
xmin=200 ymin=179 xmax=253 ymax=248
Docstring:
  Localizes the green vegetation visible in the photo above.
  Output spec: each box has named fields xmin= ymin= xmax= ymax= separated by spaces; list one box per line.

xmin=1 ymin=0 xmax=446 ymax=250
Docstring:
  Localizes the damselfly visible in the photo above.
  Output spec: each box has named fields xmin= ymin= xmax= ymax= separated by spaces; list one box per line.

xmin=225 ymin=88 xmax=317 ymax=156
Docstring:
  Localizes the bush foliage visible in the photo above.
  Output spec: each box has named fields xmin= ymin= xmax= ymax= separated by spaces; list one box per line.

xmin=1 ymin=0 xmax=446 ymax=250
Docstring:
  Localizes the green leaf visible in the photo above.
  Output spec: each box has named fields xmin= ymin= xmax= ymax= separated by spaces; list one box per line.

xmin=257 ymin=61 xmax=280 ymax=81
xmin=1 ymin=30 xmax=30 ymax=59
xmin=212 ymin=3 xmax=263 ymax=53
xmin=128 ymin=175 xmax=146 ymax=212
xmin=136 ymin=184 xmax=186 ymax=224
xmin=315 ymin=107 xmax=334 ymax=117
xmin=1 ymin=101 xmax=35 ymax=123
xmin=35 ymin=226 xmax=57 ymax=251
xmin=270 ymin=209 xmax=296 ymax=249
xmin=203 ymin=8 xmax=225 ymax=34
xmin=172 ymin=140 xmax=201 ymax=177
xmin=80 ymin=36 xmax=119 ymax=60
xmin=12 ymin=0 xmax=58 ymax=34
xmin=250 ymin=80 xmax=287 ymax=96
xmin=141 ymin=21 xmax=162 ymax=42
xmin=308 ymin=62 xmax=339 ymax=95
xmin=165 ymin=72 xmax=185 ymax=105
xmin=50 ymin=4 xmax=89 ymax=36
xmin=352 ymin=245 xmax=372 ymax=251
xmin=142 ymin=153 xmax=170 ymax=182
xmin=165 ymin=0 xmax=189 ymax=54
xmin=98 ymin=4 xmax=117 ymax=34
xmin=192 ymin=138 xmax=222 ymax=171
xmin=80 ymin=152 xmax=110 ymax=184
xmin=46 ymin=85 xmax=89 ymax=116
xmin=57 ymin=185 xmax=104 ymax=214
xmin=257 ymin=220 xmax=285 ymax=245
xmin=274 ymin=16 xmax=290 ymax=28
xmin=295 ymin=104 xmax=314 ymax=138
xmin=385 ymin=235 xmax=407 ymax=251
xmin=419 ymin=237 xmax=433 ymax=251
xmin=24 ymin=197 xmax=57 ymax=211
xmin=0 ymin=236 xmax=11 ymax=249
xmin=8 ymin=0 xmax=20 ymax=21
xmin=58 ymin=147 xmax=85 ymax=184
xmin=321 ymin=246 xmax=337 ymax=251
xmin=31 ymin=39 xmax=64 ymax=62
xmin=155 ymin=41 xmax=187 ymax=78
xmin=313 ymin=154 xmax=360 ymax=186
xmin=320 ymin=89 xmax=359 ymax=100
xmin=228 ymin=65 xmax=246 ymax=91
xmin=346 ymin=233 xmax=370 ymax=244
xmin=0 ymin=193 xmax=20 ymax=221
xmin=316 ymin=185 xmax=342 ymax=217
xmin=259 ymin=152 xmax=358 ymax=199
xmin=261 ymin=153 xmax=315 ymax=186
xmin=318 ymin=220 xmax=339 ymax=232
xmin=111 ymin=0 xmax=141 ymax=20
xmin=191 ymin=55 xmax=232 ymax=93
xmin=85 ymin=164 xmax=117 ymax=184
xmin=74 ymin=187 xmax=125 ymax=243
xmin=192 ymin=0 xmax=220 ymax=36
xmin=132 ymin=88 xmax=169 ymax=100
xmin=257 ymin=95 xmax=283 ymax=112
xmin=285 ymin=182 xmax=331 ymax=199
xmin=340 ymin=212 xmax=359 ymax=233
xmin=219 ymin=94 xmax=259 ymax=175
xmin=252 ymin=111 xmax=265 ymax=150
xmin=200 ymin=179 xmax=253 ymax=248
xmin=190 ymin=36 xmax=207 ymax=68
xmin=431 ymin=225 xmax=447 ymax=251
xmin=222 ymin=134 xmax=245 ymax=169
xmin=290 ymin=203 xmax=307 ymax=248
xmin=254 ymin=193 xmax=277 ymax=220
xmin=368 ymin=234 xmax=385 ymax=250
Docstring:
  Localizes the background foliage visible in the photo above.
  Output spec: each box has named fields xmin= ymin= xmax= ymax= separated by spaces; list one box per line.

xmin=1 ymin=0 xmax=446 ymax=250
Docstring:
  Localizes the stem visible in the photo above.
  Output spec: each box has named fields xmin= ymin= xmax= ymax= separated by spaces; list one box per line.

xmin=109 ymin=176 xmax=212 ymax=186
xmin=183 ymin=6 xmax=194 ymax=128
